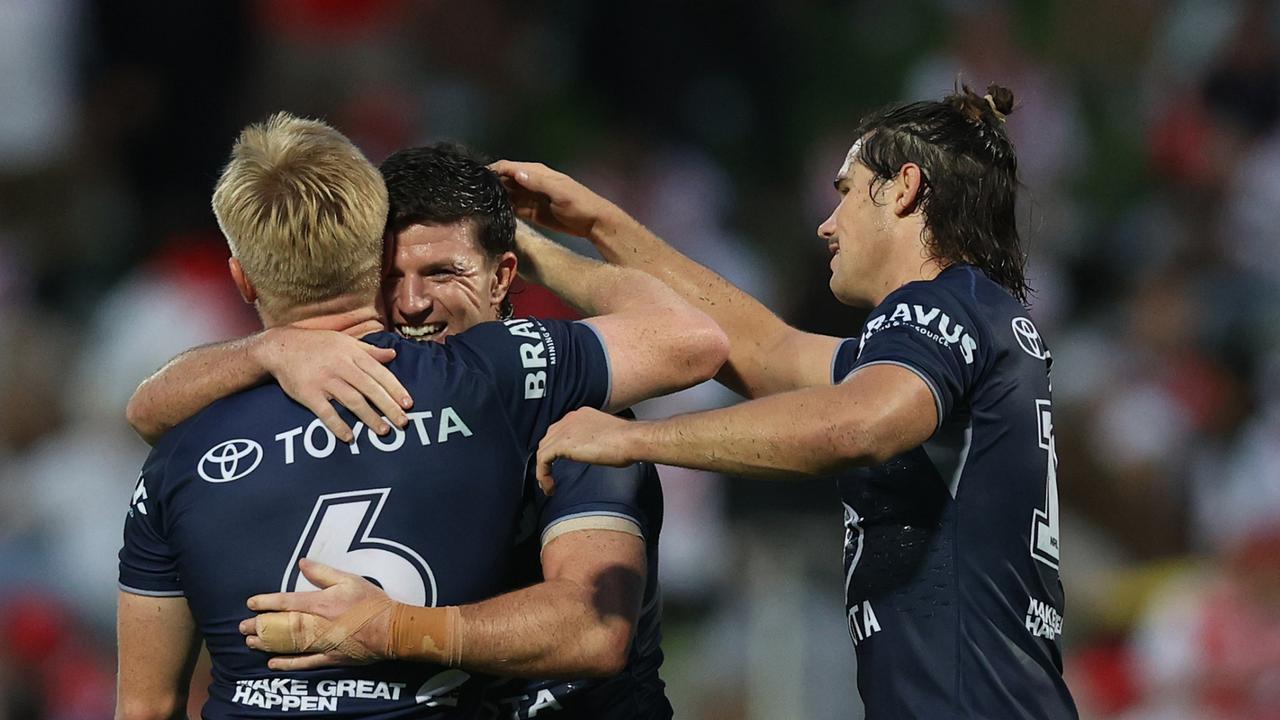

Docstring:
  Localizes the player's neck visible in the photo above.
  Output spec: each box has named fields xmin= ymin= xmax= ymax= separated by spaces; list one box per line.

xmin=262 ymin=301 xmax=384 ymax=339
xmin=869 ymin=253 xmax=948 ymax=306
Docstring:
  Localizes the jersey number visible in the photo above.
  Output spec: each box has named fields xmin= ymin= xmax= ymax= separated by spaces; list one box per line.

xmin=1030 ymin=400 xmax=1061 ymax=569
xmin=283 ymin=488 xmax=437 ymax=606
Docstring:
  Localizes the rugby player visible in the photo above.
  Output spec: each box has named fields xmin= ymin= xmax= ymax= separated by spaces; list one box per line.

xmin=124 ymin=144 xmax=676 ymax=718
xmin=116 ymin=118 xmax=725 ymax=719
xmin=496 ymin=86 xmax=1079 ymax=718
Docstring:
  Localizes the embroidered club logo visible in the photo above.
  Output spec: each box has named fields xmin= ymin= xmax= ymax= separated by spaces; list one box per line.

xmin=198 ymin=439 xmax=263 ymax=483
xmin=1011 ymin=317 xmax=1048 ymax=360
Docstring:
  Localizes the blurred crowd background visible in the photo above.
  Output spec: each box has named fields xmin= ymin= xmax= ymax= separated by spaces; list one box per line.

xmin=2 ymin=0 xmax=1279 ymax=718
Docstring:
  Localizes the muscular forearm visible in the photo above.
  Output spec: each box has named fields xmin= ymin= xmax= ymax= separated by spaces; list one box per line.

xmin=126 ymin=334 xmax=272 ymax=444
xmin=516 ymin=224 xmax=683 ymax=320
xmin=607 ymin=366 xmax=936 ymax=478
xmin=391 ymin=579 xmax=637 ymax=678
xmin=250 ymin=534 xmax=644 ymax=677
xmin=386 ymin=527 xmax=642 ymax=677
xmin=586 ymin=214 xmax=811 ymax=397
xmin=461 ymin=577 xmax=635 ymax=677
xmin=620 ymin=385 xmax=880 ymax=478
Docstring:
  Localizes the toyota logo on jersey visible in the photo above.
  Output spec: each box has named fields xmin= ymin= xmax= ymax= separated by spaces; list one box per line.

xmin=1011 ymin=317 xmax=1048 ymax=360
xmin=198 ymin=439 xmax=263 ymax=483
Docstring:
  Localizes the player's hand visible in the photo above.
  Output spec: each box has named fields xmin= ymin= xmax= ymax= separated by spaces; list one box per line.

xmin=240 ymin=558 xmax=392 ymax=671
xmin=489 ymin=160 xmax=627 ymax=240
xmin=253 ymin=327 xmax=413 ymax=443
xmin=536 ymin=408 xmax=640 ymax=495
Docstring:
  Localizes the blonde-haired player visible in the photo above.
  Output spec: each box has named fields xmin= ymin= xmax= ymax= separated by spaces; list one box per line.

xmin=212 ymin=112 xmax=388 ymax=321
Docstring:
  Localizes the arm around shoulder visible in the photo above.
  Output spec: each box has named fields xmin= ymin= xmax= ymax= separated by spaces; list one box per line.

xmin=126 ymin=327 xmax=409 ymax=445
xmin=125 ymin=333 xmax=274 ymax=444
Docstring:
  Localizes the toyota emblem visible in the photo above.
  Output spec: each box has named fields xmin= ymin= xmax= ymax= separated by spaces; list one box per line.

xmin=1011 ymin=317 xmax=1048 ymax=360
xmin=198 ymin=439 xmax=263 ymax=483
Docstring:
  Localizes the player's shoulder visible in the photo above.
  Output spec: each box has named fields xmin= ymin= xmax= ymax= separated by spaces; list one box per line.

xmin=539 ymin=457 xmax=662 ymax=539
xmin=927 ymin=265 xmax=1050 ymax=357
xmin=443 ymin=317 xmax=565 ymax=366
xmin=361 ymin=330 xmax=457 ymax=386
xmin=141 ymin=390 xmax=266 ymax=492
xmin=881 ymin=264 xmax=977 ymax=308
xmin=883 ymin=264 xmax=1026 ymax=332
xmin=147 ymin=363 xmax=328 ymax=482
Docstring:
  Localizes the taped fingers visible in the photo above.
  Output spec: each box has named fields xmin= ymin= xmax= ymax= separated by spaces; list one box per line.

xmin=251 ymin=596 xmax=395 ymax=665
xmin=254 ymin=611 xmax=325 ymax=654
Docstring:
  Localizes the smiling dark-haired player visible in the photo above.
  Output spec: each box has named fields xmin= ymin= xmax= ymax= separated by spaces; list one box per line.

xmin=496 ymin=84 xmax=1079 ymax=718
xmin=115 ymin=122 xmax=725 ymax=719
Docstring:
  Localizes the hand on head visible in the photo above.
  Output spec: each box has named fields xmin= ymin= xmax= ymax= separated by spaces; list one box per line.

xmin=489 ymin=160 xmax=623 ymax=240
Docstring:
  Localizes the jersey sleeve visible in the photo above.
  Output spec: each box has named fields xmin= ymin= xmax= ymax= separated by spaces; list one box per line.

xmin=448 ymin=318 xmax=611 ymax=450
xmin=537 ymin=460 xmax=649 ymax=548
xmin=118 ymin=441 xmax=182 ymax=597
xmin=839 ymin=283 xmax=986 ymax=430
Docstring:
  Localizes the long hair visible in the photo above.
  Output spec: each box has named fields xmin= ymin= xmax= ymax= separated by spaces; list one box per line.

xmin=852 ymin=83 xmax=1029 ymax=303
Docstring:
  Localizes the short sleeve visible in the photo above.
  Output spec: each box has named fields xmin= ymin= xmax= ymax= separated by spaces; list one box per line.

xmin=840 ymin=283 xmax=985 ymax=429
xmin=118 ymin=444 xmax=182 ymax=597
xmin=448 ymin=318 xmax=611 ymax=450
xmin=536 ymin=460 xmax=650 ymax=548
xmin=831 ymin=337 xmax=860 ymax=384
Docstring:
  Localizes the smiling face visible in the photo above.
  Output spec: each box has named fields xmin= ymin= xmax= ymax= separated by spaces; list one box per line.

xmin=382 ymin=220 xmax=515 ymax=343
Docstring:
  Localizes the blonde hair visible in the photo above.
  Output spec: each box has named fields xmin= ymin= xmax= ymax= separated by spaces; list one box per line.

xmin=212 ymin=112 xmax=388 ymax=316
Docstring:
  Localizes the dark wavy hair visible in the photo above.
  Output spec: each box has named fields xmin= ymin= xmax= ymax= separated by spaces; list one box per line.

xmin=379 ymin=143 xmax=517 ymax=317
xmin=852 ymin=83 xmax=1029 ymax=303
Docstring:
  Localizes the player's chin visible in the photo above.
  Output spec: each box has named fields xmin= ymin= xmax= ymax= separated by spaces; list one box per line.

xmin=828 ymin=273 xmax=861 ymax=307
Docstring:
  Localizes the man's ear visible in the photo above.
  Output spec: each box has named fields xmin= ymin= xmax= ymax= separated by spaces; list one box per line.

xmin=228 ymin=257 xmax=257 ymax=304
xmin=490 ymin=251 xmax=518 ymax=306
xmin=893 ymin=163 xmax=926 ymax=216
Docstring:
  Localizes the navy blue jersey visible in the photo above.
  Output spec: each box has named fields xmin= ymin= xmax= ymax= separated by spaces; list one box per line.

xmin=481 ymin=458 xmax=670 ymax=720
xmin=119 ymin=319 xmax=611 ymax=720
xmin=830 ymin=265 xmax=1077 ymax=719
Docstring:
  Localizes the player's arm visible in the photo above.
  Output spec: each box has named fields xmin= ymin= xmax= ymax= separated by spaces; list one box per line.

xmin=241 ymin=531 xmax=645 ymax=677
xmin=116 ymin=592 xmax=201 ymax=720
xmin=514 ymin=224 xmax=730 ymax=412
xmin=495 ymin=161 xmax=840 ymax=398
xmin=535 ymin=363 xmax=937 ymax=486
xmin=125 ymin=327 xmax=411 ymax=445
xmin=454 ymin=528 xmax=644 ymax=676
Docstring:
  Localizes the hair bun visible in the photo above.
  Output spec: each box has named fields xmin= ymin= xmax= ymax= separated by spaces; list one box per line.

xmin=983 ymin=84 xmax=1015 ymax=121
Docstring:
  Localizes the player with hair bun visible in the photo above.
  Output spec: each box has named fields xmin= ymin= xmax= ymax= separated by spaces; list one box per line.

xmin=496 ymin=84 xmax=1079 ymax=718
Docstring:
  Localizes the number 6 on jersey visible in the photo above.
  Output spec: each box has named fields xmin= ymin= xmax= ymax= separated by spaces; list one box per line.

xmin=284 ymin=488 xmax=437 ymax=606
